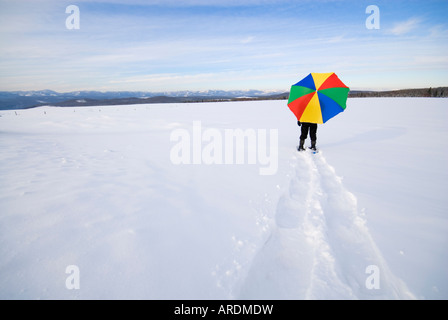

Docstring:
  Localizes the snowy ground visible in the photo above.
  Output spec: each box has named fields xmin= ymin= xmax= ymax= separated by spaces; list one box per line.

xmin=0 ymin=98 xmax=447 ymax=300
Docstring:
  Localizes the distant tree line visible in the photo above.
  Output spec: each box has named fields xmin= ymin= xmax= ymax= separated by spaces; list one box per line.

xmin=348 ymin=87 xmax=447 ymax=98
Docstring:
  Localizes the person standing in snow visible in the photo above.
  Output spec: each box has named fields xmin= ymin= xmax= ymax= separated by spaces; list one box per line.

xmin=297 ymin=121 xmax=317 ymax=151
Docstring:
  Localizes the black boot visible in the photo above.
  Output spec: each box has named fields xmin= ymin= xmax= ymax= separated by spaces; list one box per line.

xmin=310 ymin=140 xmax=317 ymax=151
xmin=298 ymin=139 xmax=305 ymax=151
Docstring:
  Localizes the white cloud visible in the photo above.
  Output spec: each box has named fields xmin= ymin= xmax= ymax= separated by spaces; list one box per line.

xmin=240 ymin=36 xmax=255 ymax=44
xmin=429 ymin=25 xmax=448 ymax=39
xmin=388 ymin=18 xmax=421 ymax=36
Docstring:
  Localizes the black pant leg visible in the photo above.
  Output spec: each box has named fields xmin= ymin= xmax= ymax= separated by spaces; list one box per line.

xmin=309 ymin=124 xmax=317 ymax=141
xmin=300 ymin=123 xmax=310 ymax=140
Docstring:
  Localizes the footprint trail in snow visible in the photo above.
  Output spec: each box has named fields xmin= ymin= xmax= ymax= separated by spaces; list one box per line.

xmin=239 ymin=150 xmax=415 ymax=299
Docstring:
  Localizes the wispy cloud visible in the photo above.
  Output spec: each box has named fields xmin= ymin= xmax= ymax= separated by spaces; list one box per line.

xmin=240 ymin=36 xmax=255 ymax=44
xmin=388 ymin=18 xmax=421 ymax=36
xmin=429 ymin=25 xmax=448 ymax=39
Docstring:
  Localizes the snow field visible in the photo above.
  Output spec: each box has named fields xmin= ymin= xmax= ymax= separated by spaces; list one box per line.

xmin=0 ymin=98 xmax=447 ymax=299
xmin=239 ymin=150 xmax=414 ymax=299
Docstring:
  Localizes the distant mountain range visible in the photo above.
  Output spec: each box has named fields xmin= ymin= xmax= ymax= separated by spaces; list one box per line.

xmin=0 ymin=87 xmax=446 ymax=110
xmin=0 ymin=89 xmax=282 ymax=110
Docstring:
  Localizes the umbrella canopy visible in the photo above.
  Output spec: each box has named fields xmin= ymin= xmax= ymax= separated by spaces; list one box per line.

xmin=287 ymin=72 xmax=349 ymax=124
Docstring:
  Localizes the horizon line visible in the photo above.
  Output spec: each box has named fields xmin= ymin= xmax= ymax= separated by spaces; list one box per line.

xmin=2 ymin=86 xmax=447 ymax=94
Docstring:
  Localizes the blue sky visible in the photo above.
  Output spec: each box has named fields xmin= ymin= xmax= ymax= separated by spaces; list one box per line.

xmin=0 ymin=0 xmax=447 ymax=92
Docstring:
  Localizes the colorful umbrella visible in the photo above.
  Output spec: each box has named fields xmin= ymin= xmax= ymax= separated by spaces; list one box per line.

xmin=287 ymin=72 xmax=349 ymax=124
